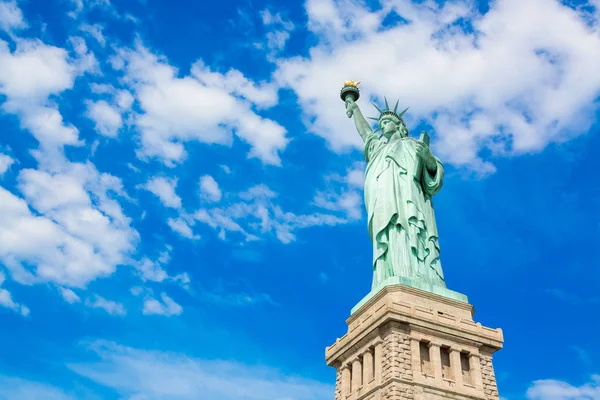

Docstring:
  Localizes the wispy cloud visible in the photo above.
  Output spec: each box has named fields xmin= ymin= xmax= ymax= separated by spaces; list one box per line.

xmin=142 ymin=292 xmax=183 ymax=317
xmin=201 ymin=290 xmax=277 ymax=308
xmin=60 ymin=287 xmax=81 ymax=304
xmin=0 ymin=153 xmax=14 ymax=176
xmin=143 ymin=176 xmax=182 ymax=209
xmin=527 ymin=374 xmax=600 ymax=400
xmin=570 ymin=346 xmax=594 ymax=370
xmin=68 ymin=340 xmax=333 ymax=400
xmin=256 ymin=8 xmax=295 ymax=61
xmin=312 ymin=162 xmax=365 ymax=220
xmin=198 ymin=280 xmax=277 ymax=308
xmin=133 ymin=247 xmax=190 ymax=290
xmin=0 ymin=0 xmax=27 ymax=33
xmin=78 ymin=22 xmax=106 ymax=47
xmin=543 ymin=288 xmax=600 ymax=305
xmin=167 ymin=217 xmax=199 ymax=240
xmin=85 ymin=99 xmax=123 ymax=137
xmin=194 ymin=182 xmax=349 ymax=244
xmin=85 ymin=295 xmax=126 ymax=316
xmin=0 ymin=271 xmax=29 ymax=316
xmin=199 ymin=174 xmax=222 ymax=203
xmin=0 ymin=376 xmax=74 ymax=400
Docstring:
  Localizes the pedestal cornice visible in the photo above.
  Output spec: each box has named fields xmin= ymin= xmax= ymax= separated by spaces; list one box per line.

xmin=326 ymin=285 xmax=503 ymax=367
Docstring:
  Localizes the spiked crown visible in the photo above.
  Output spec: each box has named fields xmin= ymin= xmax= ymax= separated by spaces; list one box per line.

xmin=368 ymin=97 xmax=409 ymax=133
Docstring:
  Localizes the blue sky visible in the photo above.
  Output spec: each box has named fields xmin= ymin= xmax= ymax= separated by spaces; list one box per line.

xmin=0 ymin=0 xmax=600 ymax=398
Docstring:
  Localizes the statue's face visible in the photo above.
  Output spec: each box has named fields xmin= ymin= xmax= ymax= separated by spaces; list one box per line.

xmin=380 ymin=117 xmax=400 ymax=139
xmin=379 ymin=117 xmax=400 ymax=139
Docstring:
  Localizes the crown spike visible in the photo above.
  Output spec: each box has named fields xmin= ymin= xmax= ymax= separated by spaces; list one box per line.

xmin=384 ymin=97 xmax=390 ymax=112
xmin=367 ymin=117 xmax=379 ymax=121
xmin=393 ymin=99 xmax=399 ymax=114
xmin=372 ymin=102 xmax=384 ymax=114
xmin=398 ymin=107 xmax=409 ymax=118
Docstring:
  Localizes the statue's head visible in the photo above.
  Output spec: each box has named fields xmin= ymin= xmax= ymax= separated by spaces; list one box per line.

xmin=379 ymin=115 xmax=409 ymax=139
xmin=369 ymin=98 xmax=409 ymax=140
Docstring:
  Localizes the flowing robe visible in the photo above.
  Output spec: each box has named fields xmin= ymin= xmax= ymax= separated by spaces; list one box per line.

xmin=363 ymin=132 xmax=446 ymax=289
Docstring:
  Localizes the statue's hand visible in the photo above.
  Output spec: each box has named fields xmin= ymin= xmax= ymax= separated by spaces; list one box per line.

xmin=415 ymin=141 xmax=435 ymax=168
xmin=345 ymin=99 xmax=357 ymax=118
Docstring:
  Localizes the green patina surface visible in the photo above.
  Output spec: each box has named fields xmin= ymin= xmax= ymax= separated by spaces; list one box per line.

xmin=342 ymin=83 xmax=466 ymax=311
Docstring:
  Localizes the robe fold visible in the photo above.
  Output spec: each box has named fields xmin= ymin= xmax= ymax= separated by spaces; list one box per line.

xmin=363 ymin=132 xmax=446 ymax=289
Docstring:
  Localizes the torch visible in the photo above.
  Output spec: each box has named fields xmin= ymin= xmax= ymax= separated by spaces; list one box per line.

xmin=340 ymin=80 xmax=361 ymax=117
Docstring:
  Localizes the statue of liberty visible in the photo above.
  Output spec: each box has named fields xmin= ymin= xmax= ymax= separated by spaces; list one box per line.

xmin=342 ymin=82 xmax=446 ymax=291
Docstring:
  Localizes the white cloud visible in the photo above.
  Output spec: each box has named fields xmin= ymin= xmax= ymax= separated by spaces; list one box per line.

xmin=0 ymin=38 xmax=88 ymax=148
xmin=0 ymin=39 xmax=75 ymax=100
xmin=116 ymin=43 xmax=287 ymax=166
xmin=194 ymin=208 xmax=253 ymax=241
xmin=313 ymin=190 xmax=362 ymax=220
xmin=0 ymin=31 xmax=136 ymax=303
xmin=0 ymin=153 xmax=14 ymax=176
xmin=85 ymin=99 xmax=123 ymax=137
xmin=0 ymin=288 xmax=29 ymax=316
xmin=0 ymin=13 xmax=146 ymax=307
xmin=173 ymin=272 xmax=191 ymax=289
xmin=88 ymin=84 xmax=134 ymax=110
xmin=275 ymin=0 xmax=600 ymax=173
xmin=345 ymin=162 xmax=365 ymax=188
xmin=143 ymin=176 xmax=182 ymax=209
xmin=0 ymin=162 xmax=138 ymax=288
xmin=79 ymin=22 xmax=105 ymax=46
xmin=194 ymin=182 xmax=348 ymax=244
xmin=265 ymin=30 xmax=291 ymax=54
xmin=167 ymin=217 xmax=199 ymax=240
xmin=261 ymin=9 xmax=294 ymax=30
xmin=199 ymin=175 xmax=222 ymax=202
xmin=136 ymin=257 xmax=169 ymax=283
xmin=68 ymin=340 xmax=333 ymax=400
xmin=108 ymin=53 xmax=125 ymax=70
xmin=258 ymin=9 xmax=295 ymax=60
xmin=527 ymin=374 xmax=600 ymax=400
xmin=68 ymin=37 xmax=100 ymax=76
xmin=134 ymin=249 xmax=191 ymax=289
xmin=116 ymin=89 xmax=134 ymax=110
xmin=142 ymin=292 xmax=182 ymax=316
xmin=312 ymin=163 xmax=365 ymax=220
xmin=239 ymin=184 xmax=277 ymax=201
xmin=0 ymin=376 xmax=73 ymax=400
xmin=130 ymin=286 xmax=144 ymax=296
xmin=201 ymin=287 xmax=276 ymax=308
xmin=9 ymin=103 xmax=81 ymax=148
xmin=191 ymin=61 xmax=279 ymax=108
xmin=0 ymin=0 xmax=26 ymax=33
xmin=86 ymin=294 xmax=126 ymax=316
xmin=85 ymin=84 xmax=133 ymax=136
xmin=89 ymin=82 xmax=114 ymax=94
xmin=18 ymin=168 xmax=90 ymax=211
xmin=0 ymin=271 xmax=29 ymax=316
xmin=67 ymin=0 xmax=111 ymax=19
xmin=60 ymin=287 xmax=81 ymax=304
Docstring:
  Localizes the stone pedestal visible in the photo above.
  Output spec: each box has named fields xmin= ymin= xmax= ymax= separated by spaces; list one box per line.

xmin=326 ymin=285 xmax=503 ymax=400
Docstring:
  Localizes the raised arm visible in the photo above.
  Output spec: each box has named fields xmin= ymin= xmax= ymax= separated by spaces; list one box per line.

xmin=346 ymin=99 xmax=374 ymax=143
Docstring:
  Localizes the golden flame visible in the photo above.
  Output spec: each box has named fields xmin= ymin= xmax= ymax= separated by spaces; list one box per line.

xmin=343 ymin=80 xmax=361 ymax=87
